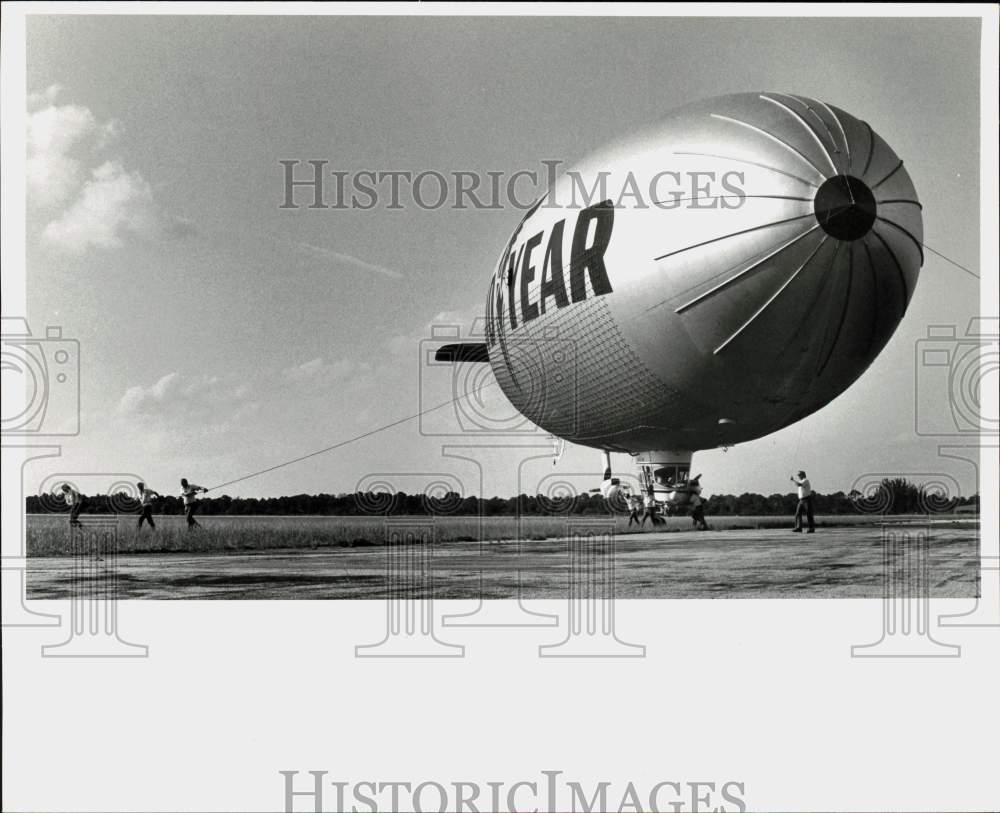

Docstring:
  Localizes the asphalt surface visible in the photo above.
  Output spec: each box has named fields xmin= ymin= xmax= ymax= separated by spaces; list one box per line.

xmin=27 ymin=521 xmax=979 ymax=599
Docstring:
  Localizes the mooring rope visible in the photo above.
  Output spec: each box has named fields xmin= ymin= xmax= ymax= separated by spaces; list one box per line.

xmin=206 ymin=379 xmax=500 ymax=492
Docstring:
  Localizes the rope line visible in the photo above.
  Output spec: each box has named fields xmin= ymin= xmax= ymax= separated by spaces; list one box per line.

xmin=921 ymin=241 xmax=979 ymax=279
xmin=206 ymin=379 xmax=500 ymax=492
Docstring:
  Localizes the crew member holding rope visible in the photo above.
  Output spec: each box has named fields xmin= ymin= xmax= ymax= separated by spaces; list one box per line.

xmin=180 ymin=478 xmax=208 ymax=530
xmin=61 ymin=483 xmax=85 ymax=529
xmin=136 ymin=482 xmax=161 ymax=530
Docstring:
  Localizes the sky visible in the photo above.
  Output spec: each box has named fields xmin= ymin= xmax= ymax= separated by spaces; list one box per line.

xmin=19 ymin=14 xmax=984 ymax=500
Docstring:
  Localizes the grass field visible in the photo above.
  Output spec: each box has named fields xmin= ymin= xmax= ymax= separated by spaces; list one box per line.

xmin=23 ymin=512 xmax=962 ymax=557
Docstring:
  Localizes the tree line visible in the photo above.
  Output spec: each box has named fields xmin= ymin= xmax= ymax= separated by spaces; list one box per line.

xmin=26 ymin=478 xmax=977 ymax=517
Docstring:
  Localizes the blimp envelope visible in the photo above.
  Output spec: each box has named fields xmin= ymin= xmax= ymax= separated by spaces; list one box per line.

xmin=486 ymin=92 xmax=923 ymax=456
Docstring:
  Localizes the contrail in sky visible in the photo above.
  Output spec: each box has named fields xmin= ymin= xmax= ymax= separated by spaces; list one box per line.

xmin=283 ymin=239 xmax=403 ymax=279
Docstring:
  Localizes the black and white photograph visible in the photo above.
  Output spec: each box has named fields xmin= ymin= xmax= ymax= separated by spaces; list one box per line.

xmin=2 ymin=4 xmax=998 ymax=812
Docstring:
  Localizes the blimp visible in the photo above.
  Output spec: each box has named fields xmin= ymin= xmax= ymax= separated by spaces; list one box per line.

xmin=436 ymin=92 xmax=922 ymax=507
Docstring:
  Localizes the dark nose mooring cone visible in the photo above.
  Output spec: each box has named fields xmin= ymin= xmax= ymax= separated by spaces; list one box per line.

xmin=814 ymin=175 xmax=877 ymax=241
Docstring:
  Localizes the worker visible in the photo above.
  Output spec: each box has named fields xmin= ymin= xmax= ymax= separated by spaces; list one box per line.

xmin=61 ymin=483 xmax=85 ymax=529
xmin=180 ymin=478 xmax=208 ymax=530
xmin=791 ymin=470 xmax=815 ymax=533
xmin=136 ymin=482 xmax=161 ymax=530
xmin=627 ymin=492 xmax=642 ymax=527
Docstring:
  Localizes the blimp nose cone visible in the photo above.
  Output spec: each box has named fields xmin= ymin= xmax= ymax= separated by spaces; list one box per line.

xmin=813 ymin=174 xmax=877 ymax=241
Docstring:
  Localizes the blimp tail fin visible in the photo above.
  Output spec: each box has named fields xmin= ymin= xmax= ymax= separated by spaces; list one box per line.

xmin=434 ymin=342 xmax=490 ymax=363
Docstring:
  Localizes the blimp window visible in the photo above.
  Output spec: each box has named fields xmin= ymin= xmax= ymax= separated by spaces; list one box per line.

xmin=652 ymin=465 xmax=691 ymax=485
xmin=654 ymin=466 xmax=686 ymax=486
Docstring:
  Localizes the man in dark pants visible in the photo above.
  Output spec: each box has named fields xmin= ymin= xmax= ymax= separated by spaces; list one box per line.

xmin=180 ymin=478 xmax=208 ymax=530
xmin=791 ymin=471 xmax=815 ymax=533
xmin=136 ymin=482 xmax=161 ymax=530
xmin=61 ymin=483 xmax=85 ymax=528
xmin=641 ymin=487 xmax=659 ymax=527
xmin=627 ymin=493 xmax=642 ymax=527
xmin=690 ymin=494 xmax=710 ymax=531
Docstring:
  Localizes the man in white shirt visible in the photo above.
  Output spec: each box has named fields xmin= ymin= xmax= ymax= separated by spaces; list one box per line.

xmin=791 ymin=470 xmax=815 ymax=533
xmin=641 ymin=486 xmax=664 ymax=527
xmin=60 ymin=483 xmax=85 ymax=528
xmin=136 ymin=482 xmax=161 ymax=530
xmin=627 ymin=492 xmax=642 ymax=527
xmin=180 ymin=478 xmax=208 ymax=530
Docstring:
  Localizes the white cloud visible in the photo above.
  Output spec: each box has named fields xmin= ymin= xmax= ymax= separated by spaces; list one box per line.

xmin=283 ymin=357 xmax=366 ymax=386
xmin=118 ymin=372 xmax=255 ymax=419
xmin=27 ymin=85 xmax=177 ymax=254
xmin=26 ymin=97 xmax=115 ymax=209
xmin=28 ymin=83 xmax=65 ymax=108
xmin=43 ymin=160 xmax=161 ymax=253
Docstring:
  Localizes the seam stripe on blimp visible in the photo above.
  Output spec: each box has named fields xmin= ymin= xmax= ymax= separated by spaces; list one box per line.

xmin=714 ymin=234 xmax=829 ymax=354
xmin=672 ymin=151 xmax=819 ymax=190
xmin=710 ymin=113 xmax=829 ymax=184
xmin=759 ymin=94 xmax=840 ymax=177
xmin=655 ymin=211 xmax=814 ymax=263
xmin=860 ymin=121 xmax=877 ymax=179
xmin=673 ymin=222 xmax=821 ymax=315
xmin=875 ymin=216 xmax=924 ymax=264
xmin=869 ymin=228 xmax=912 ymax=309
xmin=816 ymin=241 xmax=854 ymax=377
xmin=876 ymin=199 xmax=922 ymax=209
xmin=870 ymin=160 xmax=905 ymax=191
xmin=649 ymin=193 xmax=814 ymax=208
xmin=791 ymin=96 xmax=846 ymax=167
xmin=814 ymin=100 xmax=852 ymax=173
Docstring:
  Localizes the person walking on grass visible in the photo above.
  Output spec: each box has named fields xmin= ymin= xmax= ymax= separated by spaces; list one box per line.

xmin=180 ymin=478 xmax=208 ymax=530
xmin=61 ymin=483 xmax=85 ymax=529
xmin=136 ymin=482 xmax=161 ymax=530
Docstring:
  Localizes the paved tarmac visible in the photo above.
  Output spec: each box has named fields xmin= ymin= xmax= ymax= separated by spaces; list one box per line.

xmin=27 ymin=521 xmax=979 ymax=599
